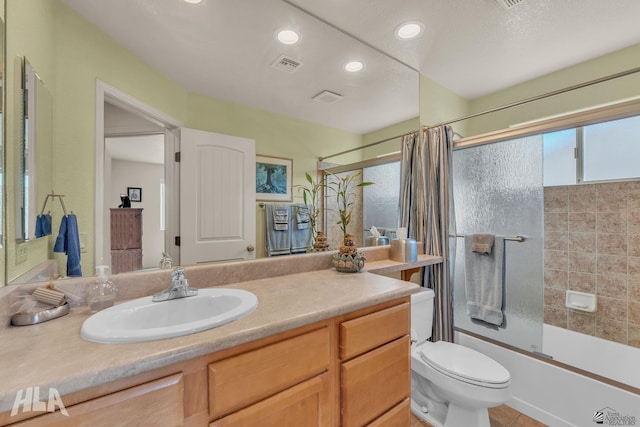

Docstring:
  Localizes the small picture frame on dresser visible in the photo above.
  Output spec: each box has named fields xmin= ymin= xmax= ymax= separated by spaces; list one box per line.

xmin=127 ymin=187 xmax=142 ymax=203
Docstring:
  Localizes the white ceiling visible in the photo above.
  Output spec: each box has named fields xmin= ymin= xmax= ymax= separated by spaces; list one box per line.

xmin=61 ymin=0 xmax=640 ymax=134
xmin=106 ymin=135 xmax=165 ymax=165
xmin=289 ymin=0 xmax=640 ymax=99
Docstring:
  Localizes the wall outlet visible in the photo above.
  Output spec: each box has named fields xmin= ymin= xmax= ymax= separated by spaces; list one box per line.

xmin=17 ymin=246 xmax=28 ymax=264
xmin=79 ymin=233 xmax=88 ymax=253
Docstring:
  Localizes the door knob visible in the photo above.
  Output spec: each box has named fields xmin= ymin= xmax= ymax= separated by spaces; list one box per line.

xmin=247 ymin=245 xmax=255 ymax=252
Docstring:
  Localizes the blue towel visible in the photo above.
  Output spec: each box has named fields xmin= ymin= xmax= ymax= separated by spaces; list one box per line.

xmin=265 ymin=204 xmax=291 ymax=256
xmin=291 ymin=204 xmax=312 ymax=253
xmin=35 ymin=214 xmax=52 ymax=238
xmin=53 ymin=214 xmax=82 ymax=277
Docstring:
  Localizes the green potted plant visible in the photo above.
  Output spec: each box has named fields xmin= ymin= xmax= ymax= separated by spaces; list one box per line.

xmin=295 ymin=172 xmax=329 ymax=251
xmin=326 ymin=171 xmax=373 ymax=272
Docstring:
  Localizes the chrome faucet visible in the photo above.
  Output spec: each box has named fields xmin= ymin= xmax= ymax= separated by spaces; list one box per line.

xmin=152 ymin=267 xmax=198 ymax=302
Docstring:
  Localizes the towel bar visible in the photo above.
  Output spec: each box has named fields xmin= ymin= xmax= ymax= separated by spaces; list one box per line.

xmin=451 ymin=234 xmax=525 ymax=242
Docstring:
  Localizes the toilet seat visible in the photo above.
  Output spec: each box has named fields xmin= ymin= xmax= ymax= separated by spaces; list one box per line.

xmin=415 ymin=341 xmax=510 ymax=389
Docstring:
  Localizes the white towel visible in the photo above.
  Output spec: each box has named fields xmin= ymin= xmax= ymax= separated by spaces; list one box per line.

xmin=464 ymin=235 xmax=505 ymax=326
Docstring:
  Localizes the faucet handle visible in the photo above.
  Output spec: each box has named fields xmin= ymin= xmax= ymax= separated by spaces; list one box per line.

xmin=171 ymin=267 xmax=186 ymax=282
xmin=160 ymin=252 xmax=173 ymax=269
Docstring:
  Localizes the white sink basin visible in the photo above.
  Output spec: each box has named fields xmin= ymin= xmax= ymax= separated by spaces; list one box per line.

xmin=80 ymin=288 xmax=258 ymax=344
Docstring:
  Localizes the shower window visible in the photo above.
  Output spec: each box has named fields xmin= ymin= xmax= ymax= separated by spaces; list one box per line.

xmin=543 ymin=113 xmax=640 ymax=186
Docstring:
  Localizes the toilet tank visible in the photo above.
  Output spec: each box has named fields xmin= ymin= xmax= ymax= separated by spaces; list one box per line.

xmin=411 ymin=288 xmax=435 ymax=343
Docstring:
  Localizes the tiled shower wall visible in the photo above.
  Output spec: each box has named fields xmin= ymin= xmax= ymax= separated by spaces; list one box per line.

xmin=544 ymin=182 xmax=640 ymax=348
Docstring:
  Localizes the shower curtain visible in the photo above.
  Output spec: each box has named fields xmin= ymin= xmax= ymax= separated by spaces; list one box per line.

xmin=399 ymin=127 xmax=456 ymax=342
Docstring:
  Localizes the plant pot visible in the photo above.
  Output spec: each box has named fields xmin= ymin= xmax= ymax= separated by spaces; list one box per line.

xmin=311 ymin=231 xmax=330 ymax=252
xmin=332 ymin=252 xmax=366 ymax=273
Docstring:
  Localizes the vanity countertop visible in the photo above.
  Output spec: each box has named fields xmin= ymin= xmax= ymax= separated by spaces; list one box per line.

xmin=0 ymin=253 xmax=441 ymax=413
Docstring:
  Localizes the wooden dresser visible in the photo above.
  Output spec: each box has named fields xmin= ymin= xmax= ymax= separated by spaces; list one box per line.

xmin=110 ymin=208 xmax=143 ymax=273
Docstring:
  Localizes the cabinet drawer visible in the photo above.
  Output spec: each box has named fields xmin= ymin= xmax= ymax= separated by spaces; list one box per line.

xmin=208 ymin=327 xmax=329 ymax=419
xmin=367 ymin=399 xmax=410 ymax=427
xmin=341 ymin=336 xmax=410 ymax=427
xmin=11 ymin=374 xmax=183 ymax=427
xmin=339 ymin=303 xmax=409 ymax=360
xmin=210 ymin=374 xmax=328 ymax=427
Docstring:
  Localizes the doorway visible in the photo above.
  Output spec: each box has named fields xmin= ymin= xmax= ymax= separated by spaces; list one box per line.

xmin=105 ymin=132 xmax=164 ymax=270
xmin=95 ymin=81 xmax=182 ymax=274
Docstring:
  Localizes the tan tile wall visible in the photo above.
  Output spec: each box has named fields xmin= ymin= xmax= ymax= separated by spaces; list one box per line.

xmin=544 ymin=182 xmax=640 ymax=348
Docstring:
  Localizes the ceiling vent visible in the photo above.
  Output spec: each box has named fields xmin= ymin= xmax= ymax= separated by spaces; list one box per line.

xmin=271 ymin=55 xmax=303 ymax=73
xmin=312 ymin=90 xmax=343 ymax=104
xmin=495 ymin=0 xmax=525 ymax=9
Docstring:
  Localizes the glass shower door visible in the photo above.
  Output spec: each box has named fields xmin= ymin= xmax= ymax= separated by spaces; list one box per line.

xmin=452 ymin=135 xmax=544 ymax=353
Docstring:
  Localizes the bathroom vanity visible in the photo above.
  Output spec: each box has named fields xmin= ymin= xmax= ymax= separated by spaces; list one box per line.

xmin=0 ymin=249 xmax=441 ymax=426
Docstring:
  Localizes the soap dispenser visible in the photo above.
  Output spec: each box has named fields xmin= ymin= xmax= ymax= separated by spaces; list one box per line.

xmin=87 ymin=265 xmax=117 ymax=312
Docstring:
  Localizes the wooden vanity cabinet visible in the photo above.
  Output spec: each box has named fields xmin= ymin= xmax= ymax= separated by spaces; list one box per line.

xmin=339 ymin=302 xmax=411 ymax=427
xmin=3 ymin=298 xmax=410 ymax=427
xmin=9 ymin=374 xmax=185 ymax=427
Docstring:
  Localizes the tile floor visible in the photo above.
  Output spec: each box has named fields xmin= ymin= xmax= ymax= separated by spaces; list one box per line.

xmin=410 ymin=405 xmax=548 ymax=427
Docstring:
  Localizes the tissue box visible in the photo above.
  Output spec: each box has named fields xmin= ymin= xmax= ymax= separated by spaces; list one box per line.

xmin=390 ymin=239 xmax=417 ymax=263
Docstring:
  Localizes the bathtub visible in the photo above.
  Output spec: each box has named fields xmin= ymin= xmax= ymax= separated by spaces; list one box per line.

xmin=457 ymin=329 xmax=640 ymax=427
xmin=542 ymin=323 xmax=640 ymax=389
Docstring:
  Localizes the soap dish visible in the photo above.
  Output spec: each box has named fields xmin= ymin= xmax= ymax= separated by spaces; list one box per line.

xmin=11 ymin=303 xmax=70 ymax=326
xmin=565 ymin=290 xmax=597 ymax=312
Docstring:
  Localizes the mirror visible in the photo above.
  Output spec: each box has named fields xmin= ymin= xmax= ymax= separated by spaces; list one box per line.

xmin=0 ymin=8 xmax=4 ymax=282
xmin=16 ymin=60 xmax=53 ymax=243
xmin=2 ymin=0 xmax=419 ymax=282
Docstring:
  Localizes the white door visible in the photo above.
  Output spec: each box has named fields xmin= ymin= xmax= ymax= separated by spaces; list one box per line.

xmin=180 ymin=128 xmax=256 ymax=264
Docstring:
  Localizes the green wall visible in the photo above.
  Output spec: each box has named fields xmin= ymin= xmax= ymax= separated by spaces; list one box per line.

xmin=417 ymin=43 xmax=640 ymax=141
xmin=463 ymin=44 xmax=640 ymax=136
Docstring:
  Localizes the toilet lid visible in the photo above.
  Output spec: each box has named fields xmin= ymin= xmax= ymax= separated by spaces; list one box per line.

xmin=418 ymin=341 xmax=510 ymax=386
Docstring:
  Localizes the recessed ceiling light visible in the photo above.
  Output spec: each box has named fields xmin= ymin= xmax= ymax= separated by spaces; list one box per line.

xmin=344 ymin=61 xmax=364 ymax=72
xmin=183 ymin=0 xmax=204 ymax=4
xmin=395 ymin=21 xmax=424 ymax=40
xmin=276 ymin=29 xmax=300 ymax=45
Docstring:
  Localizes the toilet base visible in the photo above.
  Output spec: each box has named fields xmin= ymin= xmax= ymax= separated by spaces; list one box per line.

xmin=410 ymin=399 xmax=444 ymax=427
xmin=444 ymin=403 xmax=490 ymax=427
xmin=411 ymin=399 xmax=491 ymax=427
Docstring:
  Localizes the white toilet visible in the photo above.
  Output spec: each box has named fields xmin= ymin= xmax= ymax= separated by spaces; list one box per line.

xmin=410 ymin=288 xmax=512 ymax=427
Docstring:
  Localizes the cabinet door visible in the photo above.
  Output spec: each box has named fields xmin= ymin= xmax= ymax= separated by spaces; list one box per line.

xmin=210 ymin=374 xmax=328 ymax=427
xmin=208 ymin=327 xmax=329 ymax=419
xmin=11 ymin=374 xmax=184 ymax=427
xmin=367 ymin=399 xmax=410 ymax=427
xmin=341 ymin=337 xmax=410 ymax=427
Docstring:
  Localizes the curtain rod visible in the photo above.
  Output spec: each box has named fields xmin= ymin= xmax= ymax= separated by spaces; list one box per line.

xmin=423 ymin=66 xmax=640 ymax=130
xmin=318 ymin=131 xmax=418 ymax=162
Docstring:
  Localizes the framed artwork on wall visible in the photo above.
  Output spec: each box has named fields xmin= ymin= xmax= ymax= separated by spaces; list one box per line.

xmin=127 ymin=187 xmax=142 ymax=203
xmin=255 ymin=155 xmax=293 ymax=202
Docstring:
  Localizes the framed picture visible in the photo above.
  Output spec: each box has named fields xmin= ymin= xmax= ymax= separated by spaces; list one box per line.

xmin=255 ymin=155 xmax=293 ymax=202
xmin=127 ymin=187 xmax=142 ymax=203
